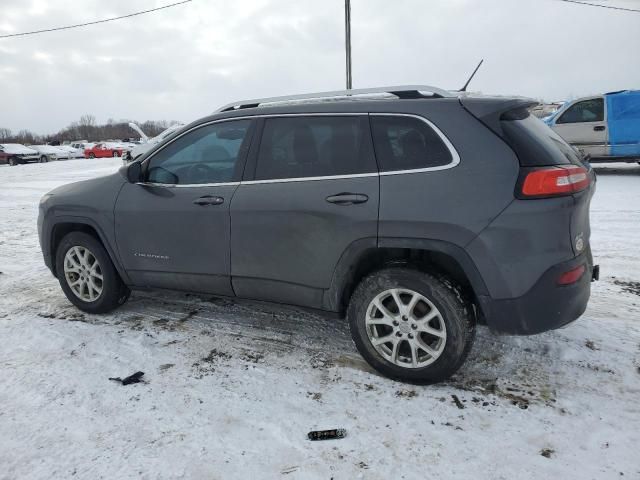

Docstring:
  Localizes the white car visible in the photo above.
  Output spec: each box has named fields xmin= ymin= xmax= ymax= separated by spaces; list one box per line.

xmin=30 ymin=145 xmax=70 ymax=162
xmin=70 ymin=142 xmax=95 ymax=151
xmin=56 ymin=145 xmax=85 ymax=159
xmin=125 ymin=123 xmax=184 ymax=161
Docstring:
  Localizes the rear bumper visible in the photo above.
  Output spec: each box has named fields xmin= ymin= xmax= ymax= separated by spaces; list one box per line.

xmin=478 ymin=251 xmax=594 ymax=335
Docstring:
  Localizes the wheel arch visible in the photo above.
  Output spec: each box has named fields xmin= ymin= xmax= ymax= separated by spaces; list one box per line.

xmin=323 ymin=238 xmax=489 ymax=319
xmin=49 ymin=218 xmax=129 ymax=283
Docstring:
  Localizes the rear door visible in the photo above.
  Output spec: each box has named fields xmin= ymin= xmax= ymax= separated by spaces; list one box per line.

xmin=115 ymin=119 xmax=255 ymax=295
xmin=230 ymin=114 xmax=379 ymax=308
xmin=551 ymin=97 xmax=608 ymax=158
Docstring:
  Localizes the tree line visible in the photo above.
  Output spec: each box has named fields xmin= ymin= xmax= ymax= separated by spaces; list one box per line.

xmin=0 ymin=115 xmax=180 ymax=145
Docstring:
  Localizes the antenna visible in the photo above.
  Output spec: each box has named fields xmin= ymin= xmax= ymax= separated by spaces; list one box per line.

xmin=460 ymin=59 xmax=484 ymax=92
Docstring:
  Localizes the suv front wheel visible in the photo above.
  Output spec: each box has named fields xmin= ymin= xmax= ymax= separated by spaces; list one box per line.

xmin=348 ymin=268 xmax=475 ymax=384
xmin=55 ymin=232 xmax=130 ymax=314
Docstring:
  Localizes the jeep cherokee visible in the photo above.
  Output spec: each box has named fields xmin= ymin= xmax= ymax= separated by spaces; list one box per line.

xmin=38 ymin=86 xmax=597 ymax=383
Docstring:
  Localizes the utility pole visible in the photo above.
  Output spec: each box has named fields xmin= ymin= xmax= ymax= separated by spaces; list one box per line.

xmin=344 ymin=0 xmax=352 ymax=90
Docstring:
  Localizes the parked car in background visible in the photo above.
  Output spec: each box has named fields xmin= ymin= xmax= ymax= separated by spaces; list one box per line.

xmin=106 ymin=141 xmax=136 ymax=152
xmin=38 ymin=85 xmax=598 ymax=384
xmin=71 ymin=142 xmax=95 ymax=151
xmin=84 ymin=143 xmax=126 ymax=158
xmin=545 ymin=90 xmax=640 ymax=163
xmin=530 ymin=102 xmax=563 ymax=119
xmin=124 ymin=123 xmax=184 ymax=161
xmin=30 ymin=145 xmax=69 ymax=162
xmin=56 ymin=145 xmax=85 ymax=159
xmin=0 ymin=143 xmax=40 ymax=165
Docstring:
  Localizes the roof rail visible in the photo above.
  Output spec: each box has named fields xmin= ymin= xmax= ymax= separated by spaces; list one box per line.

xmin=216 ymin=85 xmax=454 ymax=112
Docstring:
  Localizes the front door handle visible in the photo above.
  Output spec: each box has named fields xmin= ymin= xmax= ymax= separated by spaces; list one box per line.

xmin=193 ymin=195 xmax=224 ymax=206
xmin=593 ymin=126 xmax=606 ymax=132
xmin=325 ymin=193 xmax=369 ymax=205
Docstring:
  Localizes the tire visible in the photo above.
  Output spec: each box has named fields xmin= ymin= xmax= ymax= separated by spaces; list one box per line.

xmin=55 ymin=232 xmax=130 ymax=314
xmin=113 ymin=151 xmax=120 ymax=158
xmin=88 ymin=153 xmax=95 ymax=159
xmin=40 ymin=155 xmax=48 ymax=163
xmin=347 ymin=267 xmax=475 ymax=384
xmin=9 ymin=157 xmax=18 ymax=166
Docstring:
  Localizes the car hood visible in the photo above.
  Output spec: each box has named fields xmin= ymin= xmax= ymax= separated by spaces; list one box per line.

xmin=45 ymin=172 xmax=126 ymax=202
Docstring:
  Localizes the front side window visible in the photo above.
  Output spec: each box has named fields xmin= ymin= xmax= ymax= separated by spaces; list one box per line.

xmin=255 ymin=116 xmax=373 ymax=180
xmin=556 ymin=98 xmax=604 ymax=124
xmin=370 ymin=115 xmax=453 ymax=172
xmin=146 ymin=119 xmax=252 ymax=185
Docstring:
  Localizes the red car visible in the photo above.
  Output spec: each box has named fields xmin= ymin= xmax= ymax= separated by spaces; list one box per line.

xmin=84 ymin=143 xmax=126 ymax=159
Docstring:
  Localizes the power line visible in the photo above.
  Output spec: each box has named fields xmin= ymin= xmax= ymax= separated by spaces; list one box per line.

xmin=0 ymin=0 xmax=193 ymax=39
xmin=556 ymin=0 xmax=640 ymax=13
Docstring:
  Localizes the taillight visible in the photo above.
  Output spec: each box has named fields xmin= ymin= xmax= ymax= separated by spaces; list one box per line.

xmin=520 ymin=165 xmax=590 ymax=198
xmin=557 ymin=264 xmax=586 ymax=285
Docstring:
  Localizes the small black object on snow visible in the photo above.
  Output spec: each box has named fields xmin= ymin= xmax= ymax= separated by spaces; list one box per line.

xmin=109 ymin=371 xmax=145 ymax=385
xmin=307 ymin=429 xmax=346 ymax=441
xmin=451 ymin=394 xmax=465 ymax=409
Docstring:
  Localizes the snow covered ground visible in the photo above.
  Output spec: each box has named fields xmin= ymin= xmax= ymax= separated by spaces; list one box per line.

xmin=0 ymin=158 xmax=639 ymax=480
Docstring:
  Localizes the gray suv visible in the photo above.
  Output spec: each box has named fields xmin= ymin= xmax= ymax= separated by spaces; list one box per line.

xmin=38 ymin=86 xmax=597 ymax=383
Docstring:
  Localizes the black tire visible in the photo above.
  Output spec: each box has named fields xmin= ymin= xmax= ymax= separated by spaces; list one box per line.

xmin=347 ymin=267 xmax=475 ymax=384
xmin=55 ymin=232 xmax=130 ymax=314
xmin=9 ymin=157 xmax=18 ymax=166
xmin=40 ymin=155 xmax=48 ymax=163
xmin=88 ymin=153 xmax=95 ymax=159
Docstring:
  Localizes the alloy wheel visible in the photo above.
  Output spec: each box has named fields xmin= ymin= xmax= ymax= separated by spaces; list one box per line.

xmin=63 ymin=246 xmax=104 ymax=302
xmin=365 ymin=288 xmax=447 ymax=368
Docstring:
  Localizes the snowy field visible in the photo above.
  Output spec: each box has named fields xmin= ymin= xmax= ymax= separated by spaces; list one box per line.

xmin=0 ymin=158 xmax=639 ymax=480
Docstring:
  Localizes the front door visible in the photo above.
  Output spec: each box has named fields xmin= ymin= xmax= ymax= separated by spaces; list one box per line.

xmin=115 ymin=119 xmax=255 ymax=295
xmin=230 ymin=115 xmax=379 ymax=308
xmin=551 ymin=97 xmax=608 ymax=158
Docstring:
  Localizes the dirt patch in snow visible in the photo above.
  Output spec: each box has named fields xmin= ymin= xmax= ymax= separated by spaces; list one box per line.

xmin=613 ymin=279 xmax=640 ymax=296
xmin=446 ymin=377 xmax=556 ymax=410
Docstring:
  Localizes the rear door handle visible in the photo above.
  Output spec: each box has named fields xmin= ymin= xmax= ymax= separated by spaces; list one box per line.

xmin=593 ymin=126 xmax=606 ymax=132
xmin=193 ymin=195 xmax=224 ymax=206
xmin=325 ymin=193 xmax=369 ymax=205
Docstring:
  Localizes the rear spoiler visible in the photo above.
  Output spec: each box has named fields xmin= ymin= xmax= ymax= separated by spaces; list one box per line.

xmin=459 ymin=96 xmax=538 ymax=137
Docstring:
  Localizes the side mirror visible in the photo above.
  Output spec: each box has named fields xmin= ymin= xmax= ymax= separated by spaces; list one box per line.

xmin=126 ymin=160 xmax=142 ymax=183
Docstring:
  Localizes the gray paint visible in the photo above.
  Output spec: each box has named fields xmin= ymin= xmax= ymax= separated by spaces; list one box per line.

xmin=230 ymin=176 xmax=379 ymax=302
xmin=38 ymin=95 xmax=594 ymax=334
xmin=114 ymin=182 xmax=238 ymax=296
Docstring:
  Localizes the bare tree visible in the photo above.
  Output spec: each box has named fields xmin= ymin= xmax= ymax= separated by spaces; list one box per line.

xmin=78 ymin=114 xmax=96 ymax=140
xmin=0 ymin=127 xmax=12 ymax=141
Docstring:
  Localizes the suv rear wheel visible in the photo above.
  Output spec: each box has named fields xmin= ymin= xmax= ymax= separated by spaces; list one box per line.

xmin=347 ymin=268 xmax=475 ymax=384
xmin=55 ymin=232 xmax=130 ymax=313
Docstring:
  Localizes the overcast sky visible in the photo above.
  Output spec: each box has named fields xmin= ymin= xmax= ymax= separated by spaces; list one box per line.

xmin=1 ymin=0 xmax=639 ymax=134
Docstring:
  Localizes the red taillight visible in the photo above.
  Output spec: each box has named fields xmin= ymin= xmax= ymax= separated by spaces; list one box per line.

xmin=557 ymin=265 xmax=586 ymax=285
xmin=521 ymin=165 xmax=590 ymax=198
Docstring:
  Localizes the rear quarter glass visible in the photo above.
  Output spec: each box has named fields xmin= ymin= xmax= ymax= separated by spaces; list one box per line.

xmin=501 ymin=110 xmax=584 ymax=167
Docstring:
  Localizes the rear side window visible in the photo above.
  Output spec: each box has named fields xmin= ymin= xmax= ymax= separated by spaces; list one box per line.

xmin=501 ymin=110 xmax=582 ymax=166
xmin=556 ymin=98 xmax=604 ymax=124
xmin=255 ymin=116 xmax=373 ymax=180
xmin=370 ymin=115 xmax=453 ymax=172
